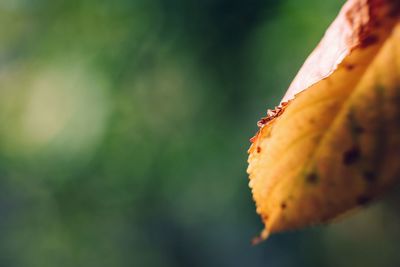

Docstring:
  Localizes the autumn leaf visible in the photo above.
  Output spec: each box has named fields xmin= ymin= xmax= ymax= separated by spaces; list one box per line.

xmin=247 ymin=0 xmax=400 ymax=243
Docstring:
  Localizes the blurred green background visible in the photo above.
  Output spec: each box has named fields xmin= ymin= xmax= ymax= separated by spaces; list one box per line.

xmin=1 ymin=0 xmax=400 ymax=266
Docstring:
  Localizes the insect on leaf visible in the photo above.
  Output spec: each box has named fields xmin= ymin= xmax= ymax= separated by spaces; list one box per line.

xmin=247 ymin=0 xmax=400 ymax=243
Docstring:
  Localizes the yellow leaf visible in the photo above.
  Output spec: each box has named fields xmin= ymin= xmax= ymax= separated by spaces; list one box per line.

xmin=247 ymin=0 xmax=400 ymax=242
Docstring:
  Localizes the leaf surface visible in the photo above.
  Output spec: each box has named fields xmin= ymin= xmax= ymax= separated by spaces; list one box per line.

xmin=247 ymin=0 xmax=400 ymax=242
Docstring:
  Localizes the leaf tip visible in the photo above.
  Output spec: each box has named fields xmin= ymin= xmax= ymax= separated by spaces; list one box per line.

xmin=251 ymin=228 xmax=270 ymax=245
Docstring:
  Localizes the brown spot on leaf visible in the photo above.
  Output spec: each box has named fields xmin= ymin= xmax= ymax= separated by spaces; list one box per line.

xmin=343 ymin=146 xmax=361 ymax=165
xmin=281 ymin=202 xmax=287 ymax=210
xmin=347 ymin=110 xmax=365 ymax=136
xmin=360 ymin=35 xmax=378 ymax=48
xmin=389 ymin=1 xmax=400 ymax=17
xmin=363 ymin=171 xmax=377 ymax=183
xmin=354 ymin=125 xmax=365 ymax=134
xmin=345 ymin=64 xmax=355 ymax=70
xmin=257 ymin=146 xmax=261 ymax=153
xmin=356 ymin=195 xmax=371 ymax=205
xmin=306 ymin=173 xmax=319 ymax=184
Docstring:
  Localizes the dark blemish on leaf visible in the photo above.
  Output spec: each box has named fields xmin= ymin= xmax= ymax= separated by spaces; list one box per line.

xmin=306 ymin=173 xmax=319 ymax=184
xmin=363 ymin=171 xmax=377 ymax=183
xmin=356 ymin=195 xmax=371 ymax=205
xmin=262 ymin=214 xmax=269 ymax=222
xmin=281 ymin=202 xmax=287 ymax=210
xmin=389 ymin=2 xmax=400 ymax=17
xmin=345 ymin=64 xmax=355 ymax=70
xmin=257 ymin=146 xmax=261 ymax=153
xmin=343 ymin=146 xmax=361 ymax=165
xmin=372 ymin=20 xmax=381 ymax=28
xmin=354 ymin=125 xmax=365 ymax=134
xmin=347 ymin=109 xmax=364 ymax=138
xmin=360 ymin=35 xmax=378 ymax=48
